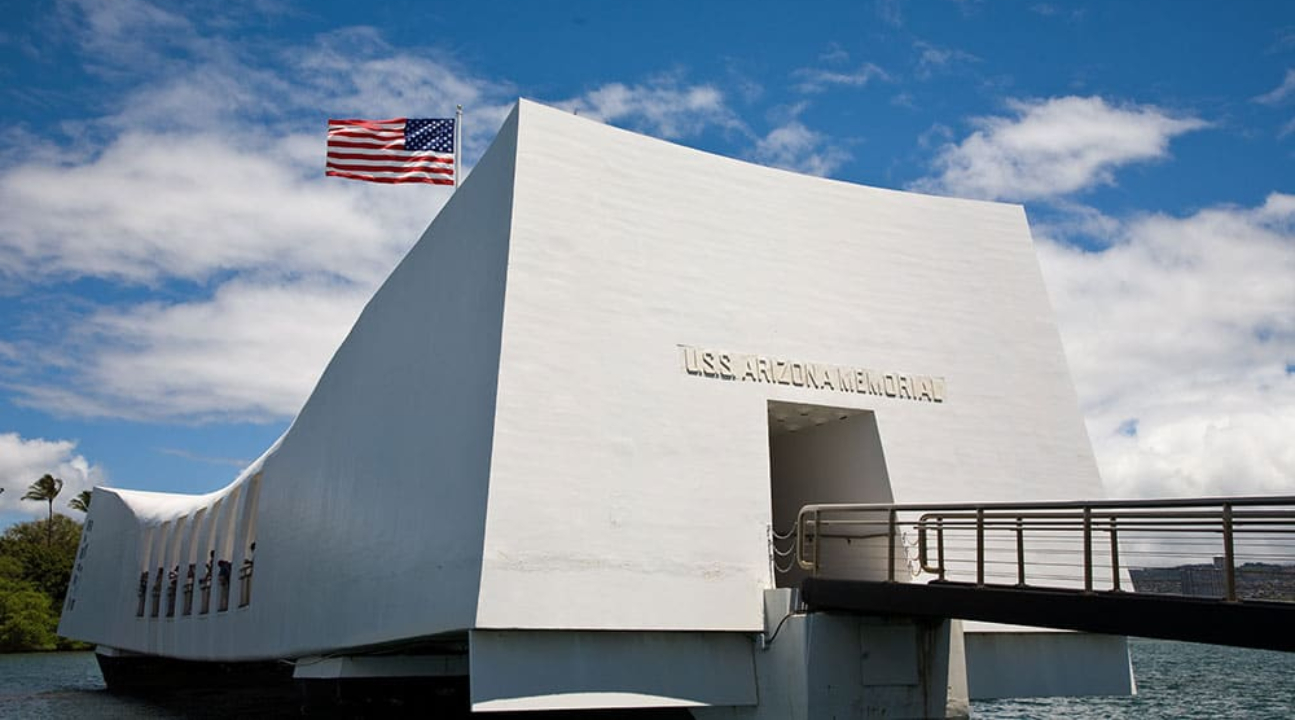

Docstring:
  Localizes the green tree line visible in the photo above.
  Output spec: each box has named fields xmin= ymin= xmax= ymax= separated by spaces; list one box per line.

xmin=0 ymin=475 xmax=92 ymax=652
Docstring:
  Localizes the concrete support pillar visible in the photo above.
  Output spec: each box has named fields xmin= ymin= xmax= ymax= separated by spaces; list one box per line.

xmin=695 ymin=590 xmax=952 ymax=720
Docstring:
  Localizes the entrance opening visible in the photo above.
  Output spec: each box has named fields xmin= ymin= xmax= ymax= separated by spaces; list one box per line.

xmin=768 ymin=401 xmax=895 ymax=587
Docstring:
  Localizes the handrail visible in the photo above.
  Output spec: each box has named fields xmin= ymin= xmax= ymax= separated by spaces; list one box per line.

xmin=791 ymin=496 xmax=1295 ymax=604
xmin=799 ymin=495 xmax=1295 ymax=514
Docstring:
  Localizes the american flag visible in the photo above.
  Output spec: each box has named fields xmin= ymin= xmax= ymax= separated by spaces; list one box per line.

xmin=325 ymin=117 xmax=456 ymax=185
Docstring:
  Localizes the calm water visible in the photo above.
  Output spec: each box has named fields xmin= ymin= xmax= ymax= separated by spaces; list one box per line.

xmin=1 ymin=640 xmax=1293 ymax=718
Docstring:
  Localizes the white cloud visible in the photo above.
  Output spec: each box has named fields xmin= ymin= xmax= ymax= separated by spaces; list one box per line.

xmin=0 ymin=15 xmax=525 ymax=291
xmin=10 ymin=277 xmax=372 ymax=422
xmin=749 ymin=120 xmax=852 ymax=177
xmin=1254 ymin=68 xmax=1295 ymax=105
xmin=793 ymin=63 xmax=890 ymax=93
xmin=556 ymin=77 xmax=742 ymax=139
xmin=1037 ymin=194 xmax=1295 ymax=499
xmin=1 ymin=5 xmax=749 ymax=424
xmin=0 ymin=131 xmax=434 ymax=286
xmin=915 ymin=96 xmax=1208 ymax=201
xmin=0 ymin=433 xmax=106 ymax=516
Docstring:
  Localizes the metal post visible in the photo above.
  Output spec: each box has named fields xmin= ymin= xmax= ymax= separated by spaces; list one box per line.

xmin=1110 ymin=518 xmax=1121 ymax=591
xmin=937 ymin=518 xmax=945 ymax=581
xmin=454 ymin=105 xmax=463 ymax=189
xmin=887 ymin=508 xmax=897 ymax=582
xmin=1016 ymin=516 xmax=1026 ymax=586
xmin=1222 ymin=504 xmax=1236 ymax=602
xmin=1083 ymin=507 xmax=1093 ymax=593
xmin=976 ymin=507 xmax=985 ymax=587
xmin=812 ymin=509 xmax=821 ymax=577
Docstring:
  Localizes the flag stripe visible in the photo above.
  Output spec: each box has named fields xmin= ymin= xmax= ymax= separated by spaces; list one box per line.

xmin=325 ymin=170 xmax=455 ymax=185
xmin=327 ymin=118 xmax=407 ymax=127
xmin=326 ymin=150 xmax=454 ymax=163
xmin=327 ymin=129 xmax=406 ymax=140
xmin=325 ymin=161 xmax=455 ymax=175
xmin=326 ymin=140 xmax=407 ymax=150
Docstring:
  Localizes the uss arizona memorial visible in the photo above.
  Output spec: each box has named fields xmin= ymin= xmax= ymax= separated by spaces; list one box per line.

xmin=60 ymin=99 xmax=1134 ymax=716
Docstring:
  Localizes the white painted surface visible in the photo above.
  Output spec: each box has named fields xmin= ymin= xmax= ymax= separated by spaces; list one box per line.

xmin=469 ymin=630 xmax=757 ymax=712
xmin=477 ymin=99 xmax=1105 ymax=633
xmin=59 ymin=106 xmax=520 ymax=660
xmin=61 ymin=99 xmax=1118 ymax=706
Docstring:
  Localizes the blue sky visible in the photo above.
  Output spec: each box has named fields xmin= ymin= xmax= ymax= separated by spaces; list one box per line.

xmin=1 ymin=0 xmax=1292 ymax=526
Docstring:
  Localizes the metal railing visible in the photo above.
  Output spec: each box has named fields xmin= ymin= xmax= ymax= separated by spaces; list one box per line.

xmin=777 ymin=496 xmax=1295 ymax=603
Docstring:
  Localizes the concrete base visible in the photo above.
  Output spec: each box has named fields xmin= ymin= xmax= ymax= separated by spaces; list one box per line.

xmin=469 ymin=629 xmax=758 ymax=712
xmin=95 ymin=646 xmax=294 ymax=694
xmin=695 ymin=590 xmax=952 ymax=720
xmin=964 ymin=631 xmax=1135 ymax=699
xmin=945 ymin=620 xmax=970 ymax=719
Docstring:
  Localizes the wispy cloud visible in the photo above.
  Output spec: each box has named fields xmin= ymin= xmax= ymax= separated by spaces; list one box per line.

xmin=913 ymin=96 xmax=1208 ymax=201
xmin=875 ymin=0 xmax=905 ymax=27
xmin=818 ymin=42 xmax=850 ymax=64
xmin=158 ymin=448 xmax=252 ymax=467
xmin=555 ymin=76 xmax=742 ymax=139
xmin=914 ymin=40 xmax=980 ymax=79
xmin=792 ymin=63 xmax=890 ymax=94
xmin=1030 ymin=3 xmax=1086 ymax=21
xmin=1037 ymin=194 xmax=1295 ymax=499
xmin=1254 ymin=68 xmax=1295 ymax=105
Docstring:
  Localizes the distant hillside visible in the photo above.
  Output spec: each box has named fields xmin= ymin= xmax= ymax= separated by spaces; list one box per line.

xmin=1130 ymin=560 xmax=1295 ymax=601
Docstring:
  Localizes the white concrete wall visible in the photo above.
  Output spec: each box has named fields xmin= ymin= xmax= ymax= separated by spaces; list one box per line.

xmin=62 ymin=99 xmax=1112 ymax=674
xmin=476 ymin=100 xmax=1106 ymax=633
xmin=59 ymin=107 xmax=521 ymax=660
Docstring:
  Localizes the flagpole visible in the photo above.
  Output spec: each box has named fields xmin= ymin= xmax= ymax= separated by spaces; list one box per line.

xmin=454 ymin=104 xmax=463 ymax=190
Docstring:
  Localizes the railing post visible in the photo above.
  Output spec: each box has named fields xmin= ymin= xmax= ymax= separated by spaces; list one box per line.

xmin=1016 ymin=516 xmax=1026 ymax=587
xmin=1110 ymin=518 xmax=1121 ymax=592
xmin=976 ymin=507 xmax=985 ymax=587
xmin=1082 ymin=507 xmax=1093 ymax=593
xmin=1223 ymin=504 xmax=1236 ymax=602
xmin=937 ymin=518 xmax=945 ymax=581
xmin=812 ymin=509 xmax=821 ymax=577
xmin=796 ymin=511 xmax=806 ymax=570
xmin=887 ymin=508 xmax=897 ymax=582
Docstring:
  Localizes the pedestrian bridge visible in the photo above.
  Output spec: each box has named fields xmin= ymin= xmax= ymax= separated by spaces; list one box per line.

xmin=774 ymin=495 xmax=1295 ymax=652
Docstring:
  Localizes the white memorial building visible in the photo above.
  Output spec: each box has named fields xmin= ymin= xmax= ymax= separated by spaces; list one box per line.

xmin=60 ymin=99 xmax=1133 ymax=717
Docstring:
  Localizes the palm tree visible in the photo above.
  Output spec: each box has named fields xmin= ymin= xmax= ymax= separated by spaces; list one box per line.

xmin=69 ymin=490 xmax=92 ymax=513
xmin=22 ymin=474 xmax=64 ymax=544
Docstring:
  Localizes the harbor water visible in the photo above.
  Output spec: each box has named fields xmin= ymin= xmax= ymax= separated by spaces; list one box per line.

xmin=1 ymin=639 xmax=1293 ymax=718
